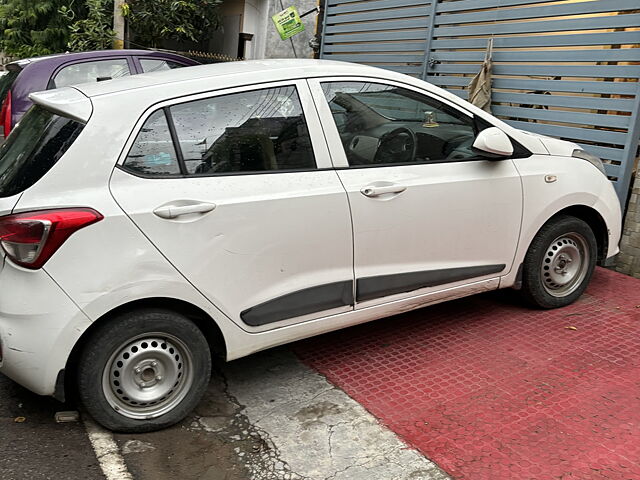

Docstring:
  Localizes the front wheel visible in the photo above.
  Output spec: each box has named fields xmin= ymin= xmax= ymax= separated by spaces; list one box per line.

xmin=521 ymin=215 xmax=597 ymax=309
xmin=77 ymin=309 xmax=211 ymax=432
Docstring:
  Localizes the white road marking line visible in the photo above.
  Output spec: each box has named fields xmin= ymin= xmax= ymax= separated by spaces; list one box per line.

xmin=83 ymin=417 xmax=134 ymax=480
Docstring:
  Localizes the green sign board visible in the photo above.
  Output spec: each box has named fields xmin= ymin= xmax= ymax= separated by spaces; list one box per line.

xmin=272 ymin=6 xmax=305 ymax=40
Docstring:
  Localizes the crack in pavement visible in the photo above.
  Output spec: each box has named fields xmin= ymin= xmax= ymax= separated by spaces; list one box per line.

xmin=212 ymin=367 xmax=313 ymax=480
xmin=253 ymin=385 xmax=337 ymax=425
xmin=222 ymin=349 xmax=451 ymax=480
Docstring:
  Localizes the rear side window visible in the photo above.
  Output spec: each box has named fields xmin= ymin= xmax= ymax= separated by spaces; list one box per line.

xmin=170 ymin=85 xmax=316 ymax=174
xmin=139 ymin=59 xmax=186 ymax=73
xmin=0 ymin=106 xmax=84 ymax=197
xmin=51 ymin=59 xmax=131 ymax=88
xmin=122 ymin=85 xmax=317 ymax=178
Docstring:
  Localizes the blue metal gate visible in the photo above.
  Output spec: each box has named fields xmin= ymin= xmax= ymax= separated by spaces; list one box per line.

xmin=320 ymin=0 xmax=640 ymax=203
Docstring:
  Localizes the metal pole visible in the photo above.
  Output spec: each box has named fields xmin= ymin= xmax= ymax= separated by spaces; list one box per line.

xmin=420 ymin=0 xmax=439 ymax=81
xmin=318 ymin=0 xmax=330 ymax=58
xmin=113 ymin=0 xmax=126 ymax=49
xmin=616 ymin=79 xmax=640 ymax=207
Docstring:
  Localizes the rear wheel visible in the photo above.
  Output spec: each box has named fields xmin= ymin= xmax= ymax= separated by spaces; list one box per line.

xmin=77 ymin=308 xmax=211 ymax=432
xmin=521 ymin=215 xmax=597 ymax=309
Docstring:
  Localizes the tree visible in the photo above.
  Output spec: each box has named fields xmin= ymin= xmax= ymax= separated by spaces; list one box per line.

xmin=0 ymin=0 xmax=222 ymax=60
xmin=0 ymin=0 xmax=78 ymax=57
xmin=123 ymin=0 xmax=222 ymax=49
xmin=67 ymin=0 xmax=115 ymax=51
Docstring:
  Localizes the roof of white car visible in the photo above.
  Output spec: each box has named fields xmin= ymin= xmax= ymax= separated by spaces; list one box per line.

xmin=71 ymin=59 xmax=404 ymax=98
xmin=29 ymin=58 xmax=479 ymax=127
xmin=30 ymin=59 xmax=435 ymax=124
xmin=29 ymin=58 xmax=542 ymax=153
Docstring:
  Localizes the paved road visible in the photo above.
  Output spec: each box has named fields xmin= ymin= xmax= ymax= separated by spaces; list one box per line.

xmin=113 ymin=365 xmax=252 ymax=480
xmin=0 ymin=346 xmax=448 ymax=480
xmin=112 ymin=351 xmax=445 ymax=480
xmin=0 ymin=364 xmax=252 ymax=480
xmin=0 ymin=375 xmax=103 ymax=480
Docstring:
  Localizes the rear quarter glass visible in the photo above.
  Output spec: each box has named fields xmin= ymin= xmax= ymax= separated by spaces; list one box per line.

xmin=0 ymin=70 xmax=18 ymax=105
xmin=0 ymin=106 xmax=84 ymax=198
xmin=0 ymin=69 xmax=19 ymax=137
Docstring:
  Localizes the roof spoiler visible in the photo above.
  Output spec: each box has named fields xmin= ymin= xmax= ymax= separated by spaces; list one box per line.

xmin=28 ymin=87 xmax=92 ymax=123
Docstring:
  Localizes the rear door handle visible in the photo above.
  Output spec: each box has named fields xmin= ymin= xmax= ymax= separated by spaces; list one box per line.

xmin=360 ymin=184 xmax=407 ymax=197
xmin=153 ymin=202 xmax=216 ymax=219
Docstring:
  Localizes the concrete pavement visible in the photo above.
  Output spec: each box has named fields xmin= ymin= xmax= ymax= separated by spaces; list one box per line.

xmin=1 ymin=346 xmax=449 ymax=480
xmin=116 ymin=350 xmax=449 ymax=480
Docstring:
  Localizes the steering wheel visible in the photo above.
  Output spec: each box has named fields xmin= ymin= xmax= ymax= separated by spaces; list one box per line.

xmin=373 ymin=127 xmax=417 ymax=164
xmin=444 ymin=135 xmax=475 ymax=161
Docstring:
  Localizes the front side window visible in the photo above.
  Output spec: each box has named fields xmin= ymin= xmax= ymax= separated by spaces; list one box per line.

xmin=0 ymin=106 xmax=84 ymax=197
xmin=51 ymin=59 xmax=131 ymax=88
xmin=170 ymin=85 xmax=316 ymax=174
xmin=321 ymin=82 xmax=478 ymax=167
xmin=123 ymin=110 xmax=181 ymax=176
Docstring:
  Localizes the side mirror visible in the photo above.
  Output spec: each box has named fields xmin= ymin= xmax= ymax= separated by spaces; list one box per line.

xmin=472 ymin=127 xmax=513 ymax=158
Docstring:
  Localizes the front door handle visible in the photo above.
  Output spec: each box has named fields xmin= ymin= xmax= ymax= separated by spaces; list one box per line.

xmin=153 ymin=202 xmax=216 ymax=219
xmin=360 ymin=184 xmax=407 ymax=197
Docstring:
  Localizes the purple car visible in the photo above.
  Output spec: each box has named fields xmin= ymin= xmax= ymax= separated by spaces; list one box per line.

xmin=0 ymin=49 xmax=198 ymax=137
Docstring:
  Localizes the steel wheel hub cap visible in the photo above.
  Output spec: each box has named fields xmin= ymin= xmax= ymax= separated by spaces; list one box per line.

xmin=103 ymin=333 xmax=194 ymax=420
xmin=541 ymin=232 xmax=589 ymax=297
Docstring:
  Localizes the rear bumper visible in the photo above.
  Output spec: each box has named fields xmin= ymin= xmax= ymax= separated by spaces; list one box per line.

xmin=0 ymin=260 xmax=91 ymax=396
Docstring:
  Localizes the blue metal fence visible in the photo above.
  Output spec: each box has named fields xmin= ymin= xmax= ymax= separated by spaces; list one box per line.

xmin=320 ymin=0 xmax=640 ymax=203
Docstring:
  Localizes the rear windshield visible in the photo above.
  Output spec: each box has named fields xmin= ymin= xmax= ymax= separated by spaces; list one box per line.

xmin=0 ymin=70 xmax=19 ymax=104
xmin=0 ymin=106 xmax=84 ymax=197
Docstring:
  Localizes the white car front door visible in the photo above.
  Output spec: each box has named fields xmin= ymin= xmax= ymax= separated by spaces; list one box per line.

xmin=110 ymin=80 xmax=354 ymax=330
xmin=309 ymin=78 xmax=523 ymax=307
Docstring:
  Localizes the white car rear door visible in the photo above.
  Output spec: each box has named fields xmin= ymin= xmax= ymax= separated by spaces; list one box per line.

xmin=110 ymin=80 xmax=354 ymax=331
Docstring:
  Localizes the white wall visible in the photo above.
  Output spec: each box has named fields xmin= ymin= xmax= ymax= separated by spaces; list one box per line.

xmin=216 ymin=0 xmax=318 ymax=60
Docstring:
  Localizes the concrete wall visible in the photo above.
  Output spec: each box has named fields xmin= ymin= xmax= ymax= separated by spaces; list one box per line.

xmin=215 ymin=0 xmax=246 ymax=57
xmin=194 ymin=0 xmax=318 ymax=60
xmin=263 ymin=0 xmax=318 ymax=59
xmin=240 ymin=0 xmax=271 ymax=59
xmin=616 ymin=170 xmax=640 ymax=279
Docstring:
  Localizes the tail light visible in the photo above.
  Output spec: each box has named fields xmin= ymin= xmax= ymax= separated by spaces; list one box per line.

xmin=0 ymin=208 xmax=103 ymax=269
xmin=0 ymin=90 xmax=12 ymax=137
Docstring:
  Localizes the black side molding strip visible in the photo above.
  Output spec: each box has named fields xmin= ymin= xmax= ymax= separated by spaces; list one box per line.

xmin=240 ymin=265 xmax=505 ymax=326
xmin=241 ymin=280 xmax=354 ymax=327
xmin=356 ymin=264 xmax=506 ymax=303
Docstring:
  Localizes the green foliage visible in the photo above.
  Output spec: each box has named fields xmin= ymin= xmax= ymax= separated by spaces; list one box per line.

xmin=67 ymin=0 xmax=115 ymax=51
xmin=124 ymin=0 xmax=222 ymax=48
xmin=0 ymin=0 xmax=78 ymax=57
xmin=0 ymin=0 xmax=221 ymax=59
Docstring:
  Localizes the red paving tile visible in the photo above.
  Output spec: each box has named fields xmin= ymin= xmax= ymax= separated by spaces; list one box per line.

xmin=294 ymin=268 xmax=640 ymax=479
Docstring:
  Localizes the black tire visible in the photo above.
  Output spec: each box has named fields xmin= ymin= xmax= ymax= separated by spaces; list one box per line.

xmin=77 ymin=308 xmax=211 ymax=433
xmin=521 ymin=215 xmax=597 ymax=309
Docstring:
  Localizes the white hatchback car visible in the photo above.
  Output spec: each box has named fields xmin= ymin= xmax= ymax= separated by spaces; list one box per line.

xmin=0 ymin=60 xmax=621 ymax=432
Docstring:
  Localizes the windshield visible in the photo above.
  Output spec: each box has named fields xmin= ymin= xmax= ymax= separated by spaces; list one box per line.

xmin=0 ymin=106 xmax=84 ymax=197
